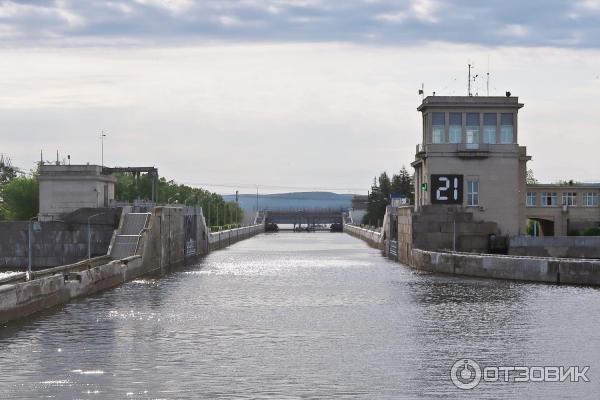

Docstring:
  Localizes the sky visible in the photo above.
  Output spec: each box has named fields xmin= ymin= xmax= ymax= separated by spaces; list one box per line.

xmin=1 ymin=0 xmax=599 ymax=194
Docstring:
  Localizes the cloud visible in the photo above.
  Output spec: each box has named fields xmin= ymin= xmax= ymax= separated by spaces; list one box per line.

xmin=502 ymin=24 xmax=529 ymax=38
xmin=0 ymin=0 xmax=598 ymax=48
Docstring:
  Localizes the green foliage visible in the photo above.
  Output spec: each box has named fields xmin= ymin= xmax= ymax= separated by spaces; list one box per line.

xmin=1 ymin=176 xmax=39 ymax=220
xmin=526 ymin=169 xmax=538 ymax=185
xmin=363 ymin=166 xmax=414 ymax=227
xmin=583 ymin=227 xmax=600 ymax=236
xmin=555 ymin=179 xmax=579 ymax=186
xmin=114 ymin=173 xmax=243 ymax=227
xmin=0 ymin=158 xmax=17 ymax=186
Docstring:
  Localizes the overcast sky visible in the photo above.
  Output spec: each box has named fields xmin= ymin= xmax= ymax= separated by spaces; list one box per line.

xmin=1 ymin=0 xmax=599 ymax=194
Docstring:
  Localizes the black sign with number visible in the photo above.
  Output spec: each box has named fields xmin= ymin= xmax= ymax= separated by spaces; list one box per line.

xmin=430 ymin=174 xmax=463 ymax=204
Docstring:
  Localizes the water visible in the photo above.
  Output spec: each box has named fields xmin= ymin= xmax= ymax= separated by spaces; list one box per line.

xmin=1 ymin=233 xmax=599 ymax=399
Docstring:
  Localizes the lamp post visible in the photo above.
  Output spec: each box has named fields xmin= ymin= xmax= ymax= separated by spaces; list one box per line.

xmin=88 ymin=213 xmax=106 ymax=260
xmin=27 ymin=217 xmax=41 ymax=281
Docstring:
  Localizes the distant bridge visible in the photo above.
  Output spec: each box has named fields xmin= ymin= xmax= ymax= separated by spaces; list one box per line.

xmin=261 ymin=209 xmax=346 ymax=227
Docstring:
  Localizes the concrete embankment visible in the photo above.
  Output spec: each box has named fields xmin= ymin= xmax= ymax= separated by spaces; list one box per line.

xmin=345 ymin=222 xmax=600 ymax=286
xmin=343 ymin=224 xmax=383 ymax=250
xmin=209 ymin=225 xmax=265 ymax=251
xmin=0 ymin=206 xmax=264 ymax=324
xmin=411 ymin=250 xmax=600 ymax=285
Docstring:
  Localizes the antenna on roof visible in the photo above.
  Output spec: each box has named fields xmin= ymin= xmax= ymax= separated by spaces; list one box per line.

xmin=486 ymin=56 xmax=490 ymax=96
xmin=468 ymin=64 xmax=478 ymax=96
xmin=468 ymin=63 xmax=472 ymax=96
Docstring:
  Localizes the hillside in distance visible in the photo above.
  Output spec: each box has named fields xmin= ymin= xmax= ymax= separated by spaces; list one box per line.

xmin=222 ymin=192 xmax=355 ymax=212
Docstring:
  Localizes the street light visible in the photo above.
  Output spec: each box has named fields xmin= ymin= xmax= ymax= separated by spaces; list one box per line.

xmin=27 ymin=216 xmax=41 ymax=281
xmin=88 ymin=213 xmax=107 ymax=260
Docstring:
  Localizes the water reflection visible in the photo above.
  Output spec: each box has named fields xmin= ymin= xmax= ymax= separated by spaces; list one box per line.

xmin=0 ymin=232 xmax=599 ymax=399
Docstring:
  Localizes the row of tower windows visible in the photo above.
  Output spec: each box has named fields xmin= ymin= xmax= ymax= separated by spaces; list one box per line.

xmin=430 ymin=112 xmax=514 ymax=145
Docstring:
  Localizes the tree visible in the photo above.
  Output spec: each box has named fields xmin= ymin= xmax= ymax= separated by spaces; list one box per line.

xmin=391 ymin=165 xmax=414 ymax=204
xmin=526 ymin=169 xmax=538 ymax=185
xmin=0 ymin=155 xmax=17 ymax=186
xmin=363 ymin=166 xmax=415 ymax=227
xmin=114 ymin=173 xmax=244 ymax=227
xmin=1 ymin=176 xmax=38 ymax=220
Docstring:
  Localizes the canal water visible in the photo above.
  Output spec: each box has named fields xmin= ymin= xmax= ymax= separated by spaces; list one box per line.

xmin=1 ymin=233 xmax=599 ymax=399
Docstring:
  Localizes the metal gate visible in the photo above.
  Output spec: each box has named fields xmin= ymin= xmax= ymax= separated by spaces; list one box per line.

xmin=388 ymin=214 xmax=399 ymax=261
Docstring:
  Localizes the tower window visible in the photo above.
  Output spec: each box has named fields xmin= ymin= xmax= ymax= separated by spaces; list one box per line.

xmin=449 ymin=112 xmax=462 ymax=143
xmin=466 ymin=113 xmax=480 ymax=148
xmin=483 ymin=113 xmax=497 ymax=144
xmin=432 ymin=112 xmax=445 ymax=144
xmin=500 ymin=113 xmax=514 ymax=144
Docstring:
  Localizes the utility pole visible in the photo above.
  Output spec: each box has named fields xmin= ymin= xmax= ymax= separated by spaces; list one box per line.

xmin=256 ymin=186 xmax=259 ymax=211
xmin=100 ymin=131 xmax=107 ymax=167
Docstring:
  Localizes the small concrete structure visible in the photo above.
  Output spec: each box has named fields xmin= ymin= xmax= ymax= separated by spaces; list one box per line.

xmin=38 ymin=164 xmax=116 ymax=221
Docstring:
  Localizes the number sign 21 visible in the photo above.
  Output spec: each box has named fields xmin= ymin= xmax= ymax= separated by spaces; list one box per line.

xmin=431 ymin=175 xmax=463 ymax=204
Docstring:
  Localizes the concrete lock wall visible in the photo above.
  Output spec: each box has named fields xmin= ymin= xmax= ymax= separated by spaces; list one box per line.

xmin=0 ymin=217 xmax=117 ymax=269
xmin=509 ymin=236 xmax=600 ymax=259
xmin=344 ymin=205 xmax=600 ymax=287
xmin=208 ymin=225 xmax=265 ymax=251
xmin=0 ymin=205 xmax=264 ymax=324
xmin=410 ymin=249 xmax=600 ymax=286
xmin=343 ymin=224 xmax=383 ymax=250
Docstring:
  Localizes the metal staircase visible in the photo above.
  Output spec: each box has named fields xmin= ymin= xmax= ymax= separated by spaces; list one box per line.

xmin=110 ymin=213 xmax=151 ymax=260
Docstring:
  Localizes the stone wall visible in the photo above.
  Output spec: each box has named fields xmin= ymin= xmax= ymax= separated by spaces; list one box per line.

xmin=509 ymin=236 xmax=600 ymax=259
xmin=411 ymin=205 xmax=498 ymax=253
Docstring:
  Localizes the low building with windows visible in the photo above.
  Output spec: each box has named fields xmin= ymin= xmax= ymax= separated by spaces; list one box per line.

xmin=524 ymin=183 xmax=600 ymax=236
xmin=411 ymin=95 xmax=530 ymax=236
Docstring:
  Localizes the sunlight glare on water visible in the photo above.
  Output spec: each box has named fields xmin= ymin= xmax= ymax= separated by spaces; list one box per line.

xmin=1 ymin=232 xmax=599 ymax=399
